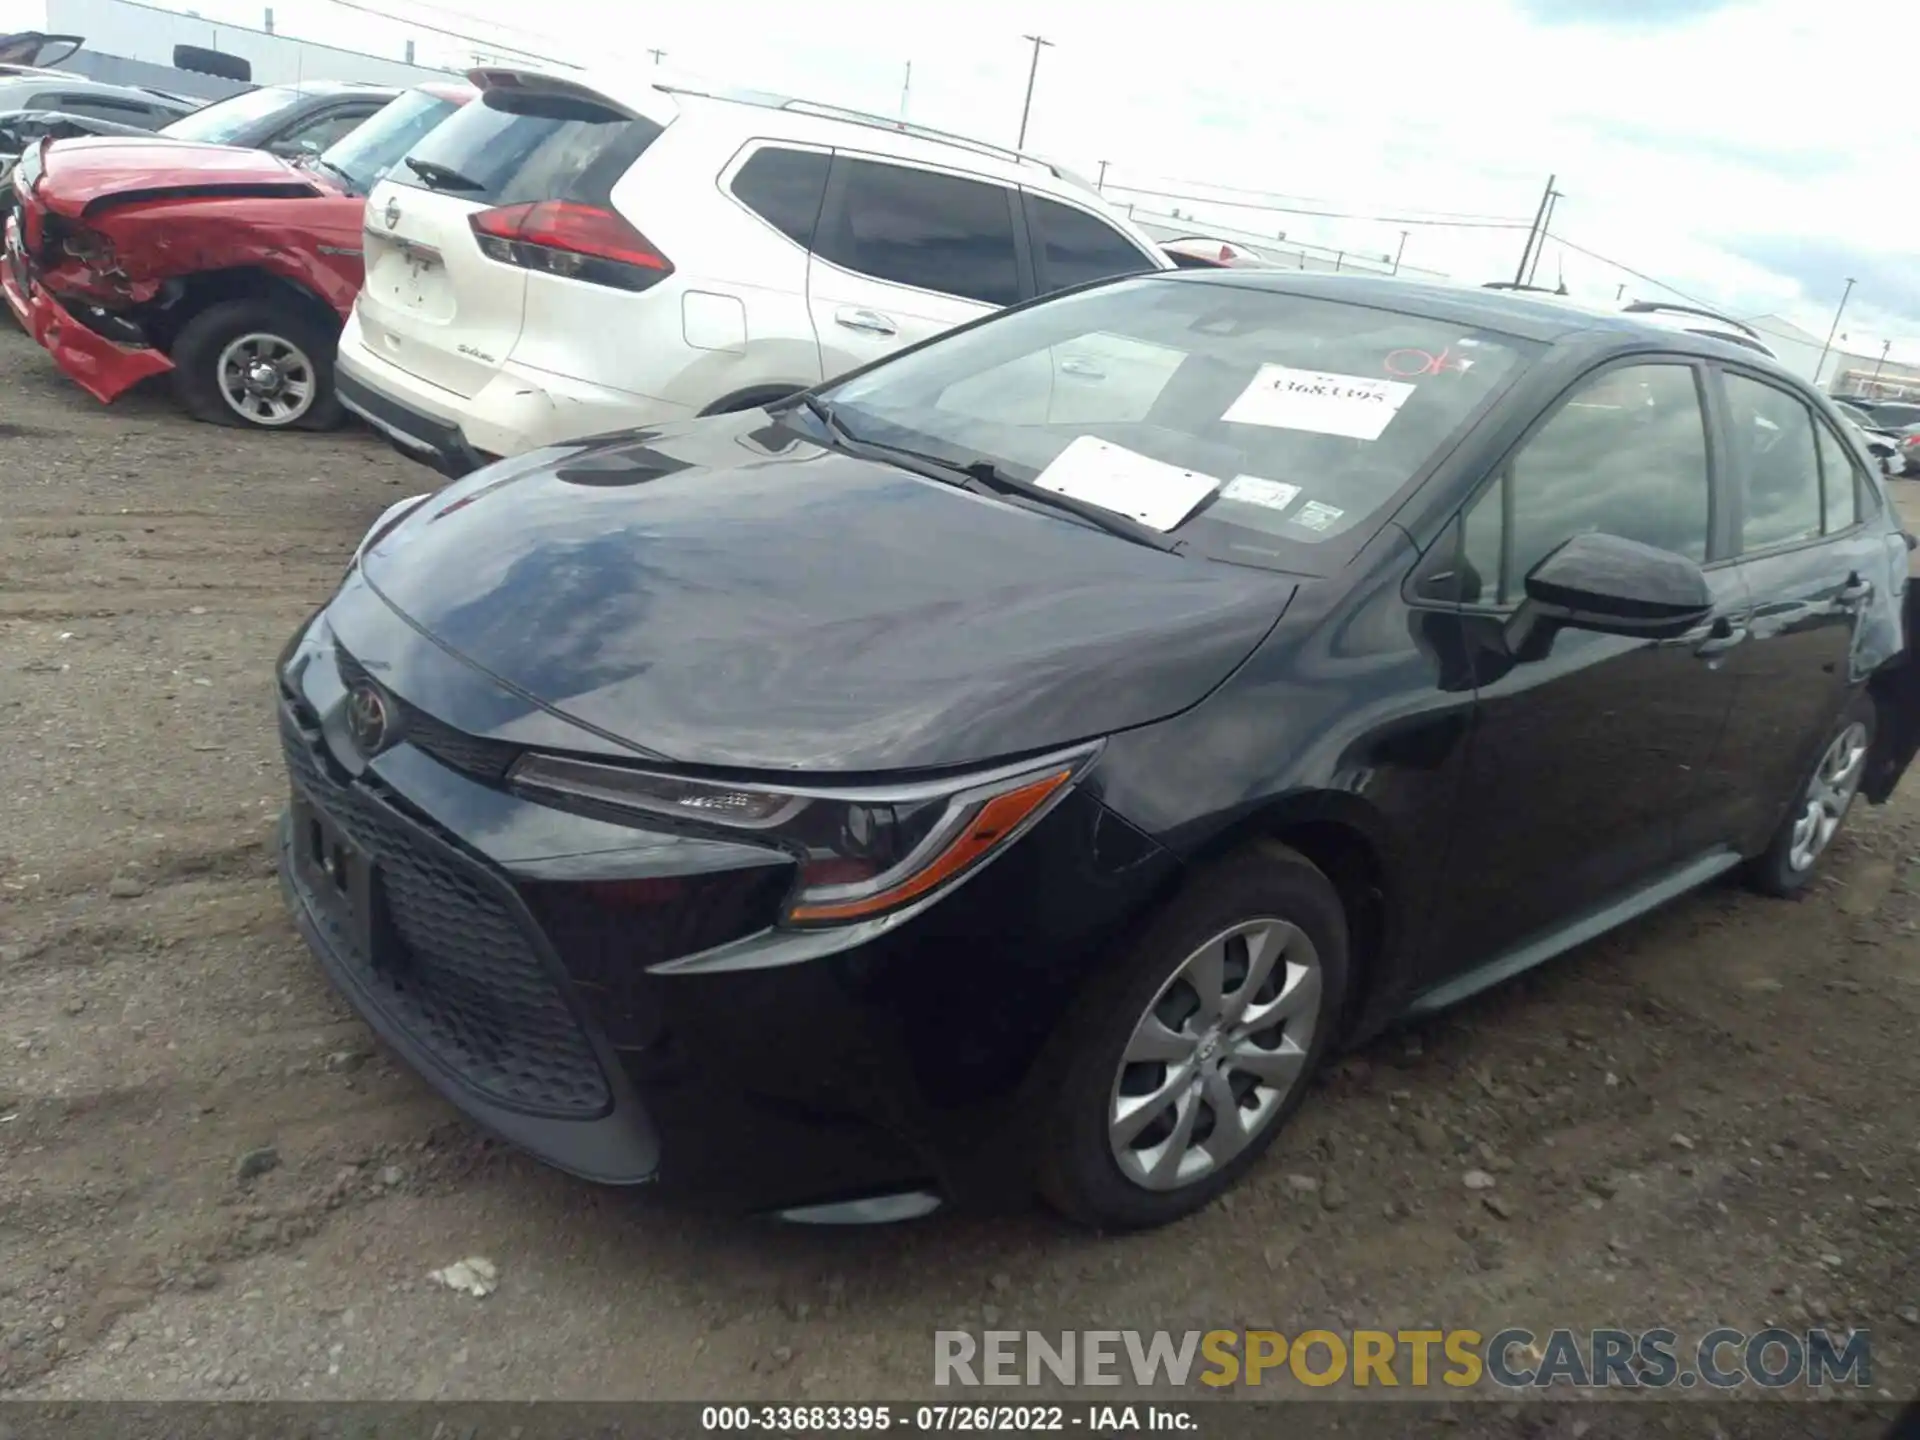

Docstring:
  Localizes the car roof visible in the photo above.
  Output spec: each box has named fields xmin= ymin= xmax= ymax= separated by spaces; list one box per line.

xmin=262 ymin=79 xmax=402 ymax=97
xmin=466 ymin=65 xmax=1112 ymax=204
xmin=1152 ymin=269 xmax=1800 ymax=364
xmin=0 ymin=74 xmax=161 ymax=98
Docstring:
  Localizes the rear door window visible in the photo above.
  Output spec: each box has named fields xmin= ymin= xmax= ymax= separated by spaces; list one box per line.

xmin=730 ymin=145 xmax=830 ymax=248
xmin=1724 ymin=373 xmax=1823 ymax=552
xmin=390 ymin=89 xmax=663 ymax=205
xmin=1025 ymin=194 xmax=1156 ymax=294
xmin=813 ymin=157 xmax=1022 ymax=307
xmin=1814 ymin=420 xmax=1862 ymax=533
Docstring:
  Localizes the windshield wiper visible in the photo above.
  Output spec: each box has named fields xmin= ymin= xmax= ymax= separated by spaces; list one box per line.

xmin=403 ymin=156 xmax=483 ymax=192
xmin=954 ymin=459 xmax=1181 ymax=554
xmin=791 ymin=397 xmax=1178 ymax=553
xmin=311 ymin=156 xmax=358 ymax=192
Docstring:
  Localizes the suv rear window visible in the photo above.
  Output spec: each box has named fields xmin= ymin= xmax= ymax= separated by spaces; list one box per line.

xmin=391 ymin=89 xmax=662 ymax=205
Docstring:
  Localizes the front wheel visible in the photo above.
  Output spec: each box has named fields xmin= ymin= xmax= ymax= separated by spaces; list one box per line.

xmin=169 ymin=299 xmax=344 ymax=431
xmin=1036 ymin=842 xmax=1348 ymax=1231
xmin=1746 ymin=694 xmax=1876 ymax=897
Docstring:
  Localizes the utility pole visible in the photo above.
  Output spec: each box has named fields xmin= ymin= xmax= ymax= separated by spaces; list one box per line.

xmin=647 ymin=48 xmax=667 ymax=66
xmin=899 ymin=61 xmax=911 ymax=118
xmin=1812 ymin=277 xmax=1857 ymax=390
xmin=1514 ymin=174 xmax=1555 ymax=287
xmin=1524 ymin=185 xmax=1562 ymax=288
xmin=1391 ymin=230 xmax=1408 ymax=275
xmin=1870 ymin=337 xmax=1891 ymax=394
xmin=1616 ymin=282 xmax=1626 ymax=301
xmin=1016 ymin=34 xmax=1053 ymax=149
xmin=1096 ymin=160 xmax=1109 ymax=192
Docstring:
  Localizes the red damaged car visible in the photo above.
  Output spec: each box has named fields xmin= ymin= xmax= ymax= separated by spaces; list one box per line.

xmin=3 ymin=82 xmax=472 ymax=431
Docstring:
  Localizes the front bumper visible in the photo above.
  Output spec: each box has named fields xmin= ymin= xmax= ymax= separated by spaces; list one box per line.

xmin=2 ymin=243 xmax=172 ymax=403
xmin=274 ymin=593 xmax=1177 ymax=1214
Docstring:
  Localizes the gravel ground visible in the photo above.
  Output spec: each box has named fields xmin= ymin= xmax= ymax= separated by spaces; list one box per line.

xmin=3 ymin=325 xmax=1919 ymax=1428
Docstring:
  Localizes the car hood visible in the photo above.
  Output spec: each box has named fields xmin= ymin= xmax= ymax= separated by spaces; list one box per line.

xmin=31 ymin=136 xmax=318 ymax=217
xmin=356 ymin=413 xmax=1296 ymax=774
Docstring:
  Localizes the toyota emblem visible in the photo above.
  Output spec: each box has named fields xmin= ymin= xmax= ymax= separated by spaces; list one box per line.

xmin=345 ymin=681 xmax=391 ymax=755
xmin=383 ymin=197 xmax=401 ymax=229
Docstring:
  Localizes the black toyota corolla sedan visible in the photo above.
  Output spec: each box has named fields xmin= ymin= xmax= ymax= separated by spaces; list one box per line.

xmin=276 ymin=271 xmax=1920 ymax=1230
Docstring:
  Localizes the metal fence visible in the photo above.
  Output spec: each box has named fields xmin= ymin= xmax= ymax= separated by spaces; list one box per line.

xmin=1122 ymin=206 xmax=1453 ymax=281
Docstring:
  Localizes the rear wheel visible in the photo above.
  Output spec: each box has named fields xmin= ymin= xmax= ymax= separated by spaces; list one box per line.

xmin=1036 ymin=842 xmax=1347 ymax=1231
xmin=1746 ymin=694 xmax=1876 ymax=897
xmin=170 ymin=300 xmax=344 ymax=431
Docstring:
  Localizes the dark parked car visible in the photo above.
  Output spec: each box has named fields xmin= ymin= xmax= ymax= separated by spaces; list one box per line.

xmin=156 ymin=79 xmax=400 ymax=159
xmin=0 ymin=76 xmax=195 ymax=181
xmin=1844 ymin=398 xmax=1920 ymax=430
xmin=274 ymin=272 xmax=1920 ymax=1230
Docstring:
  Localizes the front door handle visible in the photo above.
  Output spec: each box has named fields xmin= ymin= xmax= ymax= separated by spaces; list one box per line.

xmin=1834 ymin=573 xmax=1875 ymax=608
xmin=1059 ymin=356 xmax=1106 ymax=379
xmin=834 ymin=307 xmax=897 ymax=337
xmin=1694 ymin=618 xmax=1750 ymax=660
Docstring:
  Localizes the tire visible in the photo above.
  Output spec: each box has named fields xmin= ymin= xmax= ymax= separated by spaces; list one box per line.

xmin=1036 ymin=841 xmax=1349 ymax=1231
xmin=169 ymin=299 xmax=344 ymax=432
xmin=1746 ymin=693 xmax=1876 ymax=898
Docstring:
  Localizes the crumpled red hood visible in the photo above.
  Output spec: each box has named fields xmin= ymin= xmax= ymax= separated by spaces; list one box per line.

xmin=31 ymin=136 xmax=320 ymax=218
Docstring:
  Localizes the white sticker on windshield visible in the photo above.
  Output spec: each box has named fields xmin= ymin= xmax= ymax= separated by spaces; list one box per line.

xmin=1292 ymin=500 xmax=1346 ymax=532
xmin=1220 ymin=475 xmax=1303 ymax=513
xmin=1221 ymin=365 xmax=1416 ymax=441
xmin=1032 ymin=435 xmax=1220 ymax=532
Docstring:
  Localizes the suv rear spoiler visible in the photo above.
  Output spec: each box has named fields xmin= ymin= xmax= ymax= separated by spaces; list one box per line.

xmin=467 ymin=67 xmax=678 ymax=129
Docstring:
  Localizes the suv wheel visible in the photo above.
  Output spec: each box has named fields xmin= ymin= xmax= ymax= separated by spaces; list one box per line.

xmin=1747 ymin=694 xmax=1876 ymax=897
xmin=1037 ymin=842 xmax=1347 ymax=1231
xmin=170 ymin=300 xmax=344 ymax=431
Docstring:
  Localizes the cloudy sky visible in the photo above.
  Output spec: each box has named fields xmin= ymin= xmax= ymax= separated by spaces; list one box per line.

xmin=13 ymin=0 xmax=1909 ymax=361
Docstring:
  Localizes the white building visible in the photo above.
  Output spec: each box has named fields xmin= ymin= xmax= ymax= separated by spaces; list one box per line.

xmin=15 ymin=0 xmax=460 ymax=99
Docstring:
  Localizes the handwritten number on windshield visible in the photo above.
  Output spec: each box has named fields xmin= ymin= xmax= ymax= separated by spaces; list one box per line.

xmin=1384 ymin=347 xmax=1476 ymax=378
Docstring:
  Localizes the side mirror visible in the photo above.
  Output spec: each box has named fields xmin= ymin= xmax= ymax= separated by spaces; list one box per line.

xmin=1507 ymin=532 xmax=1712 ymax=657
xmin=268 ymin=138 xmax=316 ymax=158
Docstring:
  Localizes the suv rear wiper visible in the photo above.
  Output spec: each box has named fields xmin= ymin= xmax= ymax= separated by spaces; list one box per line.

xmin=403 ymin=156 xmax=483 ymax=192
xmin=792 ymin=396 xmax=1178 ymax=554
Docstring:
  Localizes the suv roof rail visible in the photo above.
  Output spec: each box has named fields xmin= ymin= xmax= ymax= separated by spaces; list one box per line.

xmin=1619 ymin=299 xmax=1765 ymax=344
xmin=653 ymin=80 xmax=1070 ymax=181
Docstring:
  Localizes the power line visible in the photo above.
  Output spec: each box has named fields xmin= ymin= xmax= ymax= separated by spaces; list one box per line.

xmin=1541 ymin=232 xmax=1718 ymax=309
xmin=320 ymin=0 xmax=575 ymax=67
xmin=1100 ymin=183 xmax=1532 ymax=229
xmin=1099 ymin=170 xmax=1530 ymax=224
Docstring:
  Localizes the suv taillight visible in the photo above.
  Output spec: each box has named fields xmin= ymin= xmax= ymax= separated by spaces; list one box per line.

xmin=469 ymin=201 xmax=671 ymax=292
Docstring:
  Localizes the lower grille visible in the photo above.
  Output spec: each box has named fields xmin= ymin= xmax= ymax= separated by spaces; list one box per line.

xmin=280 ymin=710 xmax=611 ymax=1118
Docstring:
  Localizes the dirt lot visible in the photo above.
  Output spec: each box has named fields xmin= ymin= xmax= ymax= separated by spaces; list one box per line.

xmin=3 ymin=323 xmax=1919 ymax=1424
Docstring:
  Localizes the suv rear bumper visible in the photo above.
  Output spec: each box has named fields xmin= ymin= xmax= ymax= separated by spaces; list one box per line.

xmin=335 ymin=368 xmax=495 ymax=479
xmin=335 ymin=316 xmax=694 ymax=475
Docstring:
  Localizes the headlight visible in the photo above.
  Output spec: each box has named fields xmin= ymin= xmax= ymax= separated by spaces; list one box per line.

xmin=508 ymin=744 xmax=1100 ymax=927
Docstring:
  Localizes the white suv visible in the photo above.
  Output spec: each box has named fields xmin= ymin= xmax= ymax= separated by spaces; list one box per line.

xmin=333 ymin=67 xmax=1173 ymax=475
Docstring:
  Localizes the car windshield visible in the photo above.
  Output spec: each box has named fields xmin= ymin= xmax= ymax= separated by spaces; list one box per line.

xmin=159 ymin=85 xmax=299 ymax=144
xmin=821 ymin=277 xmax=1535 ymax=560
xmin=318 ymin=88 xmax=460 ymax=194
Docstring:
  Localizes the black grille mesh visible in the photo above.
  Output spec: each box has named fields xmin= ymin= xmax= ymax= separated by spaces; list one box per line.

xmin=280 ymin=709 xmax=612 ymax=1118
